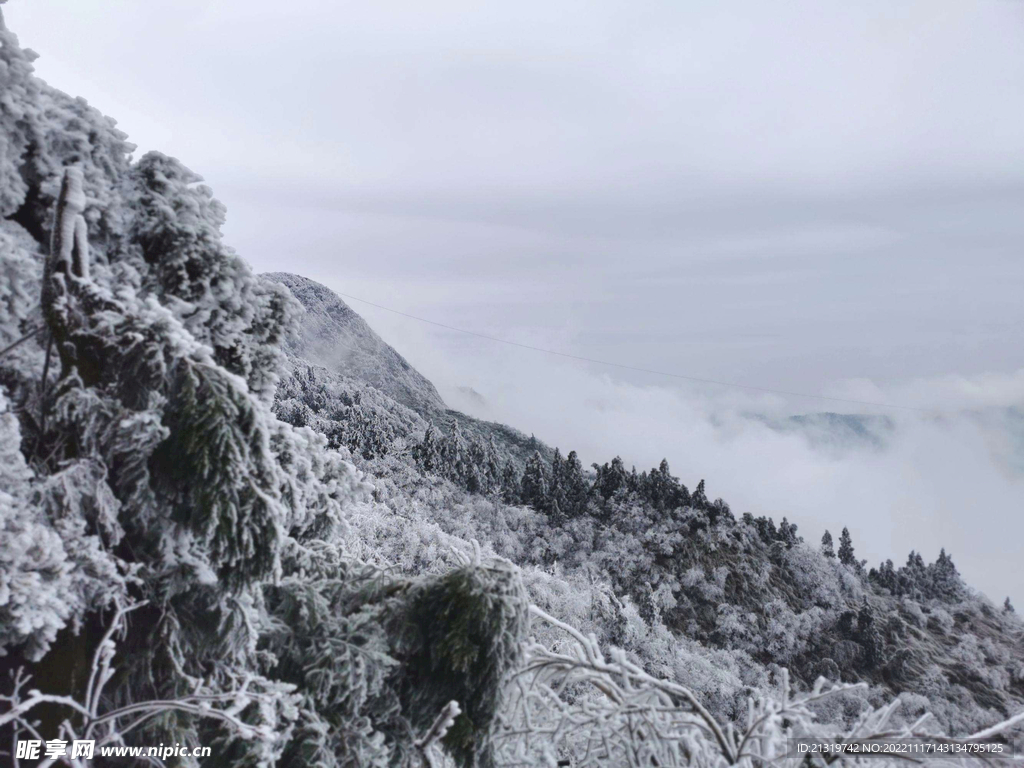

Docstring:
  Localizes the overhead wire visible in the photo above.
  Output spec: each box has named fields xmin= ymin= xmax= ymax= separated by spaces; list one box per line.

xmin=335 ymin=292 xmax=929 ymax=413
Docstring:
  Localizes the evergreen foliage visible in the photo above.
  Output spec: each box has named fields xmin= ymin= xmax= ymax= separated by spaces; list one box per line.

xmin=519 ymin=451 xmax=548 ymax=511
xmin=0 ymin=16 xmax=531 ymax=763
xmin=388 ymin=560 xmax=529 ymax=768
xmin=838 ymin=526 xmax=857 ymax=567
xmin=821 ymin=529 xmax=836 ymax=558
xmin=1 ymin=9 xmax=1022 ymax=766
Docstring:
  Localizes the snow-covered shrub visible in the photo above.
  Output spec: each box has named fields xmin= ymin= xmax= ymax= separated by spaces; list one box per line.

xmin=0 ymin=602 xmax=300 ymax=767
xmin=388 ymin=558 xmax=529 ymax=768
xmin=125 ymin=152 xmax=299 ymax=401
xmin=261 ymin=568 xmax=399 ymax=768
xmin=497 ymin=608 xmax=1024 ymax=767
xmin=0 ymin=391 xmax=125 ymax=660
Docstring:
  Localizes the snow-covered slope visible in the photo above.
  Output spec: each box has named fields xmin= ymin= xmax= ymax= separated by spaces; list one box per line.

xmin=266 ymin=271 xmax=553 ymax=469
xmin=4 ymin=7 xmax=1024 ymax=763
xmin=264 ymin=272 xmax=447 ymax=415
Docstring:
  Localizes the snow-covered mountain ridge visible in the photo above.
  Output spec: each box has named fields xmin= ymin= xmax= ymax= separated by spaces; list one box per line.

xmin=1 ymin=7 xmax=1023 ymax=765
xmin=266 ymin=271 xmax=554 ymax=470
xmin=263 ymin=272 xmax=448 ymax=415
xmin=265 ymin=269 xmax=1024 ymax=738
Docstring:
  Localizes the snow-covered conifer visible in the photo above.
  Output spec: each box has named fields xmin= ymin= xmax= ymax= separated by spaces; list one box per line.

xmin=821 ymin=529 xmax=836 ymax=558
xmin=500 ymin=460 xmax=521 ymax=505
xmin=520 ymin=450 xmax=548 ymax=510
xmin=838 ymin=526 xmax=857 ymax=567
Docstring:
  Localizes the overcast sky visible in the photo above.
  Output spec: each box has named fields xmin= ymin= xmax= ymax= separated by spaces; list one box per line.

xmin=6 ymin=0 xmax=1023 ymax=602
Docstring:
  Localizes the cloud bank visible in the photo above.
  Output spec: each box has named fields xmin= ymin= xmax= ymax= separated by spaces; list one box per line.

xmin=352 ymin=301 xmax=1024 ymax=608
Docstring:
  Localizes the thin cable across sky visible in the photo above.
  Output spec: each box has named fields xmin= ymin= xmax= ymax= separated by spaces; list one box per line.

xmin=337 ymin=291 xmax=930 ymax=413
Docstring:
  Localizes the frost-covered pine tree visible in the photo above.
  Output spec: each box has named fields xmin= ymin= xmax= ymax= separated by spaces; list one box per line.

xmin=648 ymin=458 xmax=679 ymax=511
xmin=549 ymin=447 xmax=565 ymax=511
xmin=562 ymin=449 xmax=588 ymax=515
xmin=485 ymin=435 xmax=502 ymax=492
xmin=520 ymin=450 xmax=548 ymax=510
xmin=928 ymin=548 xmax=963 ymax=601
xmin=821 ymin=529 xmax=836 ymax=558
xmin=838 ymin=526 xmax=857 ymax=566
xmin=691 ymin=478 xmax=708 ymax=508
xmin=777 ymin=517 xmax=798 ymax=548
xmin=500 ymin=459 xmax=521 ymax=504
xmin=442 ymin=419 xmax=469 ymax=483
xmin=415 ymin=424 xmax=442 ymax=473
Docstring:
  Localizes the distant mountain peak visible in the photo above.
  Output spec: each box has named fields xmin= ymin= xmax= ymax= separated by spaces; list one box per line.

xmin=263 ymin=272 xmax=447 ymax=414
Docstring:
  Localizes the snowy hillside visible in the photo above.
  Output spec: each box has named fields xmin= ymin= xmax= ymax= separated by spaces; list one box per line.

xmin=264 ymin=272 xmax=448 ymax=415
xmin=1 ymin=7 xmax=1023 ymax=767
xmin=264 ymin=264 xmax=1024 ymax=744
xmin=268 ymin=271 xmax=553 ymax=471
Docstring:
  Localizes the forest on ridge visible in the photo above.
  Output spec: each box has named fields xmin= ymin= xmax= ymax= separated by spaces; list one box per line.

xmin=1 ymin=8 xmax=1023 ymax=766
